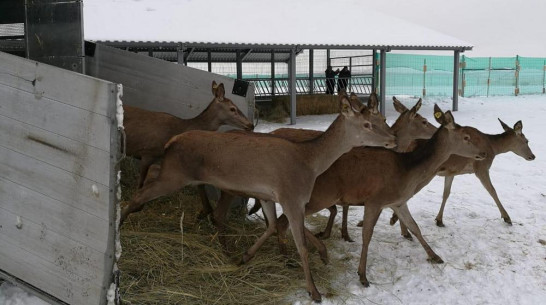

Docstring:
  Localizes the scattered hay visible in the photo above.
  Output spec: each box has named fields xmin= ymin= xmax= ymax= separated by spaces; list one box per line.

xmin=119 ymin=159 xmax=345 ymax=305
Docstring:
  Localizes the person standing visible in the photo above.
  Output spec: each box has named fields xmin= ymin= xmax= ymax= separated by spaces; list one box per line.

xmin=337 ymin=66 xmax=351 ymax=93
xmin=325 ymin=65 xmax=339 ymax=94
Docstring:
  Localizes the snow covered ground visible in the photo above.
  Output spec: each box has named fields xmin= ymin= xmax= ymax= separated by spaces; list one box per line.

xmin=2 ymin=95 xmax=545 ymax=304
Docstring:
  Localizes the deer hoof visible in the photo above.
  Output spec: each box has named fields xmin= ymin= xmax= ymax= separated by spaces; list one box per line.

xmin=402 ymin=233 xmax=413 ymax=241
xmin=503 ymin=217 xmax=512 ymax=225
xmin=319 ymin=253 xmax=329 ymax=265
xmin=356 ymin=220 xmax=363 ymax=227
xmin=427 ymin=255 xmax=444 ymax=264
xmin=309 ymin=290 xmax=322 ymax=303
xmin=390 ymin=215 xmax=399 ymax=225
xmin=315 ymin=231 xmax=330 ymax=240
xmin=342 ymin=234 xmax=354 ymax=243
xmin=360 ymin=278 xmax=370 ymax=287
xmin=435 ymin=219 xmax=445 ymax=227
xmin=240 ymin=253 xmax=253 ymax=265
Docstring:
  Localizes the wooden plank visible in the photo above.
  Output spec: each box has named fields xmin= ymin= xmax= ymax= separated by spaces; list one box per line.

xmin=0 ymin=114 xmax=111 ymax=184
xmin=0 ymin=177 xmax=110 ymax=253
xmin=0 ymin=84 xmax=111 ymax=152
xmin=0 ymin=146 xmax=110 ymax=219
xmin=0 ymin=235 xmax=104 ymax=305
xmin=0 ymin=51 xmax=112 ymax=116
xmin=0 ymin=208 xmax=107 ymax=287
xmin=85 ymin=43 xmax=255 ymax=121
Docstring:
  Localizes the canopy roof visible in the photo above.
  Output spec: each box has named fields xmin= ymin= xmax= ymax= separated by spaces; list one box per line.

xmin=84 ymin=0 xmax=472 ymax=62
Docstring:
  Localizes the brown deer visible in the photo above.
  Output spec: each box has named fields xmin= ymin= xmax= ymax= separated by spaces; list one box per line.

xmin=120 ymin=92 xmax=397 ymax=302
xmin=386 ymin=119 xmax=535 ymax=241
xmin=198 ymin=92 xmax=391 ymax=231
xmin=432 ymin=119 xmax=535 ymax=226
xmin=124 ymin=81 xmax=254 ymax=188
xmin=272 ymin=105 xmax=488 ymax=287
xmin=316 ymin=96 xmax=437 ymax=241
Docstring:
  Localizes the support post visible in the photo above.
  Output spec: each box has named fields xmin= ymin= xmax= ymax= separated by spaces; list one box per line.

xmin=271 ymin=50 xmax=275 ymax=96
xmin=207 ymin=50 xmax=212 ymax=72
xmin=309 ymin=49 xmax=314 ymax=94
xmin=379 ymin=49 xmax=387 ymax=116
xmin=515 ymin=55 xmax=520 ymax=96
xmin=236 ymin=49 xmax=242 ymax=80
xmin=372 ymin=49 xmax=377 ymax=94
xmin=326 ymin=48 xmax=331 ymax=66
xmin=289 ymin=48 xmax=297 ymax=125
xmin=453 ymin=50 xmax=460 ymax=111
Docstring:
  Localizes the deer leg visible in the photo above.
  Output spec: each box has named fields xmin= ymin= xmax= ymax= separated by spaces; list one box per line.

xmin=284 ymin=206 xmax=321 ymax=302
xmin=387 ymin=210 xmax=412 ymax=240
xmin=121 ymin=167 xmax=188 ymax=225
xmin=392 ymin=203 xmax=444 ymax=264
xmin=197 ymin=185 xmax=214 ymax=220
xmin=357 ymin=205 xmax=382 ymax=287
xmin=341 ymin=205 xmax=354 ymax=242
xmin=248 ymin=199 xmax=262 ymax=216
xmin=316 ymin=205 xmax=337 ymax=239
xmin=137 ymin=156 xmax=156 ymax=188
xmin=475 ymin=170 xmax=511 ymax=225
xmin=241 ymin=200 xmax=277 ymax=263
xmin=213 ymin=191 xmax=236 ymax=248
xmin=305 ymin=227 xmax=329 ymax=265
xmin=435 ymin=175 xmax=455 ymax=227
xmin=276 ymin=214 xmax=290 ymax=255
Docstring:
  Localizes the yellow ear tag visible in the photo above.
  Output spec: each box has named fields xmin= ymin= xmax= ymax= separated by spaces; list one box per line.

xmin=212 ymin=84 xmax=218 ymax=89
xmin=434 ymin=111 xmax=442 ymax=119
xmin=342 ymin=104 xmax=349 ymax=111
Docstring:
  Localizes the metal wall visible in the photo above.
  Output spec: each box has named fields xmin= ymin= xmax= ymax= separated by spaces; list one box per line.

xmin=0 ymin=51 xmax=121 ymax=305
xmin=84 ymin=42 xmax=255 ymax=122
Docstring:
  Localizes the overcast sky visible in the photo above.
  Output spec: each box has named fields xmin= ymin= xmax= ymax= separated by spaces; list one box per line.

xmin=371 ymin=0 xmax=546 ymax=57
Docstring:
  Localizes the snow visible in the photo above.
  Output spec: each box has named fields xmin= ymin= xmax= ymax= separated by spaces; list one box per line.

xmin=2 ymin=95 xmax=545 ymax=304
xmin=83 ymin=0 xmax=472 ymax=49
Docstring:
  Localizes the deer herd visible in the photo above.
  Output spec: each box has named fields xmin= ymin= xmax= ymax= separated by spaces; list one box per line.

xmin=120 ymin=81 xmax=535 ymax=303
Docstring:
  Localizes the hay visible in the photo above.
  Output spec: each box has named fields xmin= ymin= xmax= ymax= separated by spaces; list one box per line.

xmin=119 ymin=159 xmax=346 ymax=305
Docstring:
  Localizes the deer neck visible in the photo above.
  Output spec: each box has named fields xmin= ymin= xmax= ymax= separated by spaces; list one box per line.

xmin=404 ymin=128 xmax=453 ymax=183
xmin=299 ymin=115 xmax=357 ymax=175
xmin=390 ymin=116 xmax=412 ymax=152
xmin=487 ymin=132 xmax=511 ymax=155
xmin=184 ymin=104 xmax=222 ymax=131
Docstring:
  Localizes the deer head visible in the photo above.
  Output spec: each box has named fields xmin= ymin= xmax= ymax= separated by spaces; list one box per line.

xmin=498 ymin=119 xmax=535 ymax=160
xmin=392 ymin=97 xmax=437 ymax=142
xmin=209 ymin=81 xmax=254 ymax=131
xmin=433 ymin=104 xmax=487 ymax=160
xmin=339 ymin=92 xmax=396 ymax=149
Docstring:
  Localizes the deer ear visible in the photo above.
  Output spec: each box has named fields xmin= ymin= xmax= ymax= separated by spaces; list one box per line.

xmin=340 ymin=96 xmax=355 ymax=117
xmin=498 ymin=118 xmax=511 ymax=132
xmin=211 ymin=81 xmax=218 ymax=95
xmin=409 ymin=98 xmax=422 ymax=119
xmin=513 ymin=120 xmax=523 ymax=134
xmin=433 ymin=104 xmax=445 ymax=125
xmin=443 ymin=111 xmax=456 ymax=129
xmin=367 ymin=92 xmax=379 ymax=114
xmin=392 ymin=96 xmax=408 ymax=113
xmin=215 ymin=83 xmax=225 ymax=101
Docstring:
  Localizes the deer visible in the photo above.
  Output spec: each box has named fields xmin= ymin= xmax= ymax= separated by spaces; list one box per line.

xmin=196 ymin=92 xmax=393 ymax=236
xmin=315 ymin=96 xmax=437 ymax=242
xmin=124 ymin=81 xmax=254 ymax=188
xmin=120 ymin=92 xmax=397 ymax=302
xmin=389 ymin=118 xmax=535 ymax=237
xmin=270 ymin=105 xmax=488 ymax=287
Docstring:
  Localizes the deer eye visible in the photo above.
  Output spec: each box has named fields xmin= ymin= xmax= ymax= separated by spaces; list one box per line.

xmin=463 ymin=135 xmax=470 ymax=142
xmin=363 ymin=122 xmax=371 ymax=129
xmin=230 ymin=107 xmax=237 ymax=112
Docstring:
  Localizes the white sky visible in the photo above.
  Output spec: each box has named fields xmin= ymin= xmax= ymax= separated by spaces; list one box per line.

xmin=371 ymin=0 xmax=546 ymax=57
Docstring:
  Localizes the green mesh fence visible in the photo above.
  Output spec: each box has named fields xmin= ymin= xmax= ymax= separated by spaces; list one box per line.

xmin=380 ymin=53 xmax=546 ymax=97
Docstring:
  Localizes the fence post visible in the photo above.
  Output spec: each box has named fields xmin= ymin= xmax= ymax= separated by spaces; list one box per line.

xmin=487 ymin=57 xmax=491 ymax=97
xmin=452 ymin=50 xmax=460 ymax=111
xmin=515 ymin=55 xmax=520 ymax=96
xmin=309 ymin=49 xmax=314 ymax=94
xmin=460 ymin=55 xmax=466 ymax=97
xmin=349 ymin=57 xmax=352 ymax=92
xmin=543 ymin=60 xmax=545 ymax=94
xmin=422 ymin=58 xmax=427 ymax=96
xmin=271 ymin=50 xmax=275 ymax=96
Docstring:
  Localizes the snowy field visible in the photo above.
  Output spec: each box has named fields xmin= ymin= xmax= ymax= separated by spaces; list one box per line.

xmin=2 ymin=95 xmax=545 ymax=304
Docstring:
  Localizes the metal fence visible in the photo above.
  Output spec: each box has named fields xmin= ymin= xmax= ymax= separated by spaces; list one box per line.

xmin=249 ymin=75 xmax=373 ymax=97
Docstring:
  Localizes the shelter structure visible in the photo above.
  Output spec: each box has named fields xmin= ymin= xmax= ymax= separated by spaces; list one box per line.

xmin=1 ymin=0 xmax=472 ymax=122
